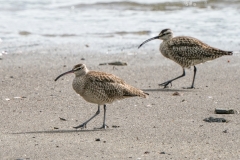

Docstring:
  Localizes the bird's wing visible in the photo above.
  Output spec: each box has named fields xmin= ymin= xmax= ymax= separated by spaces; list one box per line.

xmin=86 ymin=71 xmax=146 ymax=98
xmin=169 ymin=36 xmax=226 ymax=59
xmin=87 ymin=71 xmax=125 ymax=84
xmin=86 ymin=71 xmax=126 ymax=98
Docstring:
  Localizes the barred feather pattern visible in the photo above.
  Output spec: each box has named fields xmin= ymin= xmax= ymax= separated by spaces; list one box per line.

xmin=72 ymin=70 xmax=147 ymax=105
xmin=160 ymin=36 xmax=233 ymax=68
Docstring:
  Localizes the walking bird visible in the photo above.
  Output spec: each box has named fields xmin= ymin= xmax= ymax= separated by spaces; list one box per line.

xmin=55 ymin=64 xmax=148 ymax=129
xmin=138 ymin=28 xmax=233 ymax=89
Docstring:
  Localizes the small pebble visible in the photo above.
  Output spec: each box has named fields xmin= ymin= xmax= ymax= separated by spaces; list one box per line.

xmin=223 ymin=130 xmax=228 ymax=133
xmin=81 ymin=58 xmax=85 ymax=60
xmin=59 ymin=117 xmax=67 ymax=121
xmin=112 ymin=125 xmax=120 ymax=128
xmin=172 ymin=92 xmax=180 ymax=96
xmin=144 ymin=151 xmax=150 ymax=154
xmin=54 ymin=127 xmax=59 ymax=129
xmin=160 ymin=152 xmax=165 ymax=154
xmin=95 ymin=138 xmax=100 ymax=141
xmin=13 ymin=96 xmax=26 ymax=99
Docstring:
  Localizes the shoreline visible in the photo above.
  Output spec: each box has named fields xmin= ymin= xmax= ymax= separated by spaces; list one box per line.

xmin=1 ymin=45 xmax=240 ymax=159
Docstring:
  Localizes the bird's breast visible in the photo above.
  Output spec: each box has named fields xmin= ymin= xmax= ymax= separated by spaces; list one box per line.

xmin=160 ymin=41 xmax=171 ymax=59
xmin=72 ymin=77 xmax=85 ymax=95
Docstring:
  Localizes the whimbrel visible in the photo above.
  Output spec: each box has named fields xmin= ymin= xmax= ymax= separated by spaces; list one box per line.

xmin=55 ymin=64 xmax=148 ymax=129
xmin=138 ymin=28 xmax=233 ymax=89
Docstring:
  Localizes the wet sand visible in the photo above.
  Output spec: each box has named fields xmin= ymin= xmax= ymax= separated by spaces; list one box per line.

xmin=0 ymin=45 xmax=240 ymax=159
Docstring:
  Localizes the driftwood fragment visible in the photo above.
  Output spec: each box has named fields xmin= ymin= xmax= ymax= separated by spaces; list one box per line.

xmin=215 ymin=108 xmax=236 ymax=114
xmin=203 ymin=117 xmax=227 ymax=123
xmin=99 ymin=61 xmax=127 ymax=66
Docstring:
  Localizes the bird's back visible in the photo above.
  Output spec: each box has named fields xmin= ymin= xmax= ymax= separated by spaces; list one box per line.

xmin=73 ymin=71 xmax=147 ymax=105
xmin=160 ymin=36 xmax=232 ymax=68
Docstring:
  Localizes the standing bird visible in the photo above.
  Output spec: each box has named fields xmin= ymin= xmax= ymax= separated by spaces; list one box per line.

xmin=138 ymin=29 xmax=233 ymax=89
xmin=55 ymin=64 xmax=148 ymax=129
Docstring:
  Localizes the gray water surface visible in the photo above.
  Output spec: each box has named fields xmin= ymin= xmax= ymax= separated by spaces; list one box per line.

xmin=0 ymin=0 xmax=239 ymax=53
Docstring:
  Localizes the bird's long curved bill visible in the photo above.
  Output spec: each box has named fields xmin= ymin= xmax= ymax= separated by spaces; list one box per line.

xmin=55 ymin=70 xmax=73 ymax=81
xmin=138 ymin=36 xmax=160 ymax=49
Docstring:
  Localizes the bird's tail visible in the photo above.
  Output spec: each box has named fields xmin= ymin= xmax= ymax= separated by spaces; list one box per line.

xmin=139 ymin=92 xmax=149 ymax=98
xmin=225 ymin=51 xmax=233 ymax=55
xmin=123 ymin=85 xmax=149 ymax=98
xmin=123 ymin=91 xmax=149 ymax=98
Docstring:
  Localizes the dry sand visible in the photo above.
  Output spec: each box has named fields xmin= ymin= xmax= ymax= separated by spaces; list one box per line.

xmin=0 ymin=45 xmax=240 ymax=159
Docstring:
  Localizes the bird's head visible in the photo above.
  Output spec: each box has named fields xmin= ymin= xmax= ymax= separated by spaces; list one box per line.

xmin=138 ymin=28 xmax=173 ymax=49
xmin=55 ymin=64 xmax=88 ymax=81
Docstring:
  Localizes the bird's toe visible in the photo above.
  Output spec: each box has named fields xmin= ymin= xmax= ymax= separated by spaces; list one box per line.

xmin=94 ymin=124 xmax=108 ymax=130
xmin=159 ymin=81 xmax=172 ymax=88
xmin=73 ymin=123 xmax=86 ymax=129
xmin=183 ymin=86 xmax=195 ymax=89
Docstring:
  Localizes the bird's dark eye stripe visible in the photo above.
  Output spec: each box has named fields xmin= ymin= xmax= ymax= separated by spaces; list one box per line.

xmin=163 ymin=32 xmax=170 ymax=35
xmin=74 ymin=67 xmax=82 ymax=71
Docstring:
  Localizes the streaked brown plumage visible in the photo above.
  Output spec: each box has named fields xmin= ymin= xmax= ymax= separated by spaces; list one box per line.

xmin=138 ymin=28 xmax=233 ymax=88
xmin=55 ymin=64 xmax=148 ymax=129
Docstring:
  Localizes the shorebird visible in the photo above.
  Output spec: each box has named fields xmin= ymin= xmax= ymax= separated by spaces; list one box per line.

xmin=138 ymin=28 xmax=233 ymax=89
xmin=55 ymin=64 xmax=148 ymax=129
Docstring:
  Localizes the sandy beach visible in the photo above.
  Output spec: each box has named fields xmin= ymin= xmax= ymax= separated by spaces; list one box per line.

xmin=0 ymin=44 xmax=240 ymax=159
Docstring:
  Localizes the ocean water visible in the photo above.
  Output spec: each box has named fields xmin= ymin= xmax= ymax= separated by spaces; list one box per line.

xmin=0 ymin=0 xmax=240 ymax=53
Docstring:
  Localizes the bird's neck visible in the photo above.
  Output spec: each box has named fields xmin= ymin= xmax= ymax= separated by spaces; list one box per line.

xmin=162 ymin=34 xmax=173 ymax=41
xmin=163 ymin=36 xmax=173 ymax=41
xmin=75 ymin=69 xmax=89 ymax=77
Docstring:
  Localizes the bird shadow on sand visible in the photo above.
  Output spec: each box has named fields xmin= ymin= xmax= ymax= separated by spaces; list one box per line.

xmin=141 ymin=88 xmax=197 ymax=92
xmin=10 ymin=128 xmax=110 ymax=135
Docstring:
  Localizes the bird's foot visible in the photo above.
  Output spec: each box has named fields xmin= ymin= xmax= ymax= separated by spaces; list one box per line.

xmin=183 ymin=86 xmax=195 ymax=89
xmin=94 ymin=124 xmax=108 ymax=130
xmin=159 ymin=81 xmax=172 ymax=88
xmin=73 ymin=123 xmax=87 ymax=129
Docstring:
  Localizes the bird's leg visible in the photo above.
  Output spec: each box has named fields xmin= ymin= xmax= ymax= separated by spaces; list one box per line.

xmin=190 ymin=66 xmax=197 ymax=89
xmin=159 ymin=68 xmax=185 ymax=88
xmin=94 ymin=104 xmax=108 ymax=129
xmin=183 ymin=66 xmax=197 ymax=89
xmin=181 ymin=66 xmax=198 ymax=89
xmin=191 ymin=66 xmax=197 ymax=88
xmin=73 ymin=105 xmax=100 ymax=129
